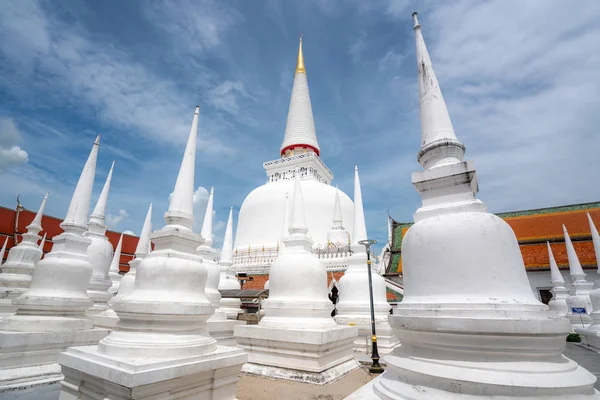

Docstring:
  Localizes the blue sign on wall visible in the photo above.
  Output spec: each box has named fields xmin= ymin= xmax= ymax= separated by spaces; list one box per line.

xmin=572 ymin=307 xmax=587 ymax=314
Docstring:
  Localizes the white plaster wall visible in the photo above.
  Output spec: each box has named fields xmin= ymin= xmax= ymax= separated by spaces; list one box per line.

xmin=527 ymin=270 xmax=600 ymax=301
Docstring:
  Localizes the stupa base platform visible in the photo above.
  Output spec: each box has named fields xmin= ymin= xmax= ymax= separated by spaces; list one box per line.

xmin=234 ymin=324 xmax=358 ymax=385
xmin=335 ymin=315 xmax=400 ymax=355
xmin=0 ymin=298 xmax=17 ymax=315
xmin=242 ymin=358 xmax=358 ymax=385
xmin=0 ymin=327 xmax=109 ymax=392
xmin=58 ymin=344 xmax=247 ymax=400
xmin=576 ymin=327 xmax=600 ymax=352
xmin=87 ymin=309 xmax=119 ymax=329
xmin=207 ymin=318 xmax=246 ymax=347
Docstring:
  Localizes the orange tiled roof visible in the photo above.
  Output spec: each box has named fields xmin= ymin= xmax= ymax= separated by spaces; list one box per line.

xmin=390 ymin=202 xmax=600 ymax=274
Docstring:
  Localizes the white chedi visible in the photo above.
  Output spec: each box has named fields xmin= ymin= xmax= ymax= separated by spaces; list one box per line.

xmin=335 ymin=165 xmax=398 ymax=355
xmin=547 ymin=242 xmax=569 ymax=317
xmin=85 ymin=161 xmax=116 ymax=313
xmin=589 ymin=213 xmax=600 ymax=274
xmin=577 ymin=214 xmax=600 ymax=349
xmin=218 ymin=206 xmax=243 ymax=319
xmin=0 ymin=192 xmax=48 ymax=314
xmin=234 ymin=171 xmax=358 ymax=384
xmin=59 ymin=106 xmax=246 ymax=400
xmin=348 ymin=12 xmax=598 ymax=399
xmin=564 ymin=225 xmax=594 ymax=328
xmin=107 ymin=233 xmax=123 ymax=295
xmin=0 ymin=136 xmax=109 ymax=391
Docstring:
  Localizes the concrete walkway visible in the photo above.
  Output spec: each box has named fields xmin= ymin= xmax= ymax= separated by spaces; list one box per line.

xmin=564 ymin=342 xmax=600 ymax=390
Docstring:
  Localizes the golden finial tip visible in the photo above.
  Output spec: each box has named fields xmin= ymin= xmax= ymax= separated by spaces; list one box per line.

xmin=295 ymin=35 xmax=306 ymax=74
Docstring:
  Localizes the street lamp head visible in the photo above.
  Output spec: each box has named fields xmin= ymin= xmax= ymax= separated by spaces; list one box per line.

xmin=358 ymin=239 xmax=377 ymax=251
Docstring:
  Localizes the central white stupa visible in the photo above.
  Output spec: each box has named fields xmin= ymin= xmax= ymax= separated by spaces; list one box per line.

xmin=234 ymin=36 xmax=354 ymax=275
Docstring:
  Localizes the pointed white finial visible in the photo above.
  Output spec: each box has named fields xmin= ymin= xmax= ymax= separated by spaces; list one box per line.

xmin=0 ymin=236 xmax=7 ymax=266
xmin=201 ymin=186 xmax=214 ymax=247
xmin=332 ymin=185 xmax=343 ymax=228
xmin=412 ymin=12 xmax=464 ymax=169
xmin=109 ymin=233 xmax=124 ymax=276
xmin=135 ymin=204 xmax=153 ymax=258
xmin=280 ymin=193 xmax=291 ymax=248
xmin=563 ymin=225 xmax=586 ymax=280
xmin=352 ymin=165 xmax=367 ymax=245
xmin=547 ymin=242 xmax=565 ymax=286
xmin=288 ymin=170 xmax=308 ymax=235
xmin=38 ymin=232 xmax=47 ymax=253
xmin=63 ymin=135 xmax=100 ymax=229
xmin=587 ymin=213 xmax=600 ymax=273
xmin=90 ymin=161 xmax=115 ymax=227
xmin=27 ymin=192 xmax=48 ymax=235
xmin=387 ymin=214 xmax=393 ymax=243
xmin=220 ymin=207 xmax=234 ymax=265
xmin=165 ymin=106 xmax=199 ymax=229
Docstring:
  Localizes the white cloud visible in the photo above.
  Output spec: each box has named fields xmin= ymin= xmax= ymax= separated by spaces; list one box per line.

xmin=348 ymin=31 xmax=368 ymax=63
xmin=0 ymin=118 xmax=28 ymax=170
xmin=106 ymin=209 xmax=129 ymax=229
xmin=209 ymin=81 xmax=250 ymax=115
xmin=122 ymin=230 xmax=136 ymax=236
xmin=378 ymin=50 xmax=406 ymax=72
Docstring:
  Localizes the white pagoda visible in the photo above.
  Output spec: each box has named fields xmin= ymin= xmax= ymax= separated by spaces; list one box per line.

xmin=348 ymin=12 xmax=598 ymax=399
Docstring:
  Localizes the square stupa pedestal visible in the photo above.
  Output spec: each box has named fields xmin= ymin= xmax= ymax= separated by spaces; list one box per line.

xmin=87 ymin=309 xmax=119 ymax=330
xmin=234 ymin=324 xmax=358 ymax=385
xmin=336 ymin=317 xmax=400 ymax=356
xmin=0 ymin=327 xmax=109 ymax=393
xmin=58 ymin=344 xmax=247 ymax=400
xmin=207 ymin=319 xmax=246 ymax=347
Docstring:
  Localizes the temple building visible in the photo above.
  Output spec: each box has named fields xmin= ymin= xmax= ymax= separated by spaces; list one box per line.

xmin=233 ymin=37 xmax=355 ymax=277
xmin=385 ymin=199 xmax=600 ymax=306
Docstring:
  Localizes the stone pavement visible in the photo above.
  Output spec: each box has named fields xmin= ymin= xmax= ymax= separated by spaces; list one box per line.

xmin=565 ymin=342 xmax=600 ymax=390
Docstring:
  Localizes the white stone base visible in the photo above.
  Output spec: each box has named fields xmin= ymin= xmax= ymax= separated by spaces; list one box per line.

xmin=58 ymin=344 xmax=247 ymax=400
xmin=88 ymin=309 xmax=119 ymax=329
xmin=234 ymin=324 xmax=358 ymax=385
xmin=576 ymin=327 xmax=600 ymax=352
xmin=0 ymin=299 xmax=16 ymax=315
xmin=335 ymin=315 xmax=399 ymax=355
xmin=0 ymin=328 xmax=109 ymax=393
xmin=207 ymin=318 xmax=246 ymax=347
xmin=242 ymin=358 xmax=359 ymax=385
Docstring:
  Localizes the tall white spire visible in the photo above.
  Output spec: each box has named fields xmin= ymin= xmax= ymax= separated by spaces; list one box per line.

xmin=0 ymin=236 xmax=7 ymax=265
xmin=63 ymin=135 xmax=100 ymax=229
xmin=201 ymin=187 xmax=214 ymax=247
xmin=28 ymin=192 xmax=48 ymax=234
xmin=387 ymin=214 xmax=393 ymax=244
xmin=288 ymin=171 xmax=308 ymax=236
xmin=220 ymin=207 xmax=234 ymax=265
xmin=279 ymin=193 xmax=291 ymax=250
xmin=108 ymin=233 xmax=123 ymax=277
xmin=587 ymin=213 xmax=600 ymax=272
xmin=412 ymin=12 xmax=465 ymax=169
xmin=280 ymin=36 xmax=320 ymax=157
xmin=165 ymin=106 xmax=199 ymax=229
xmin=38 ymin=233 xmax=47 ymax=261
xmin=135 ymin=204 xmax=153 ymax=258
xmin=547 ymin=242 xmax=565 ymax=286
xmin=352 ymin=165 xmax=367 ymax=245
xmin=89 ymin=161 xmax=115 ymax=228
xmin=563 ymin=225 xmax=586 ymax=280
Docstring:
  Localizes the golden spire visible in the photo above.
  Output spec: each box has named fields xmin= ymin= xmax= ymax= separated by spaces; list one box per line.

xmin=295 ymin=34 xmax=306 ymax=74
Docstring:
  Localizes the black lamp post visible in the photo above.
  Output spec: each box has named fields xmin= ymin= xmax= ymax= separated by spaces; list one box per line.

xmin=358 ymin=239 xmax=384 ymax=374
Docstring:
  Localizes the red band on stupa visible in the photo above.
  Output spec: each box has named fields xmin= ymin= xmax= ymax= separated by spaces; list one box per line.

xmin=281 ymin=144 xmax=320 ymax=157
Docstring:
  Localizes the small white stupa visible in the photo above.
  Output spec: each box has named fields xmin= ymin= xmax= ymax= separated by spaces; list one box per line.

xmin=116 ymin=203 xmax=153 ymax=298
xmin=335 ymin=165 xmax=398 ymax=355
xmin=589 ymin=213 xmax=600 ymax=273
xmin=235 ymin=171 xmax=358 ymax=384
xmin=85 ymin=161 xmax=116 ymax=315
xmin=577 ymin=214 xmax=600 ymax=349
xmin=218 ymin=207 xmax=244 ymax=319
xmin=348 ymin=12 xmax=598 ymax=399
xmin=198 ymin=187 xmax=244 ymax=345
xmin=91 ymin=233 xmax=123 ymax=329
xmin=0 ymin=192 xmax=48 ymax=314
xmin=107 ymin=233 xmax=123 ymax=294
xmin=564 ymin=225 xmax=594 ymax=328
xmin=548 ymin=242 xmax=569 ymax=317
xmin=0 ymin=137 xmax=109 ymax=391
xmin=59 ymin=106 xmax=246 ymax=399
xmin=37 ymin=232 xmax=47 ymax=261
xmin=326 ymin=186 xmax=349 ymax=245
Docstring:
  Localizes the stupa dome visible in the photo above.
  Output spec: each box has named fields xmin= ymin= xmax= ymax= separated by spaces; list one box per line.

xmin=235 ymin=178 xmax=354 ymax=251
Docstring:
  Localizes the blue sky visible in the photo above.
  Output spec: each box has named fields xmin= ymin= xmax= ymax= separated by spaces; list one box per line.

xmin=1 ymin=0 xmax=600 ymax=253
